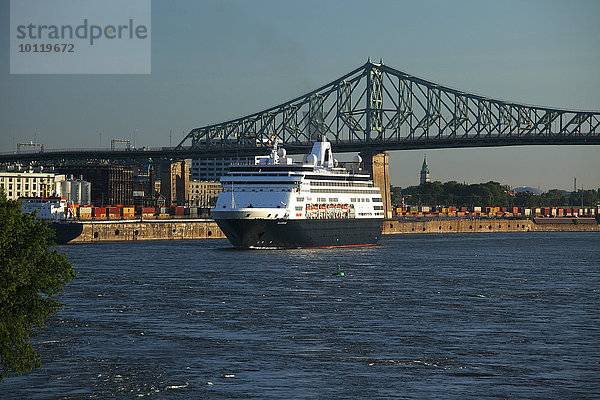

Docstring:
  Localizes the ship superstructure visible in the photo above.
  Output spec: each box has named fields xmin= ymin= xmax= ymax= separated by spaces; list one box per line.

xmin=212 ymin=137 xmax=384 ymax=248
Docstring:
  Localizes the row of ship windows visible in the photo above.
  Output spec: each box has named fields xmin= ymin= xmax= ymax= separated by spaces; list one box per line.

xmin=310 ymin=188 xmax=381 ymax=194
xmin=297 ymin=205 xmax=383 ymax=211
xmin=350 ymin=197 xmax=384 ymax=203
xmin=225 ymin=188 xmax=295 ymax=192
xmin=299 ymin=196 xmax=381 ymax=203
xmin=192 ymin=161 xmax=254 ymax=167
xmin=310 ymin=181 xmax=373 ymax=187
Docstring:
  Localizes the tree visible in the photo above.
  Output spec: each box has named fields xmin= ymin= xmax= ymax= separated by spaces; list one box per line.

xmin=514 ymin=191 xmax=541 ymax=208
xmin=0 ymin=189 xmax=75 ymax=381
xmin=542 ymin=189 xmax=568 ymax=207
xmin=569 ymin=189 xmax=598 ymax=207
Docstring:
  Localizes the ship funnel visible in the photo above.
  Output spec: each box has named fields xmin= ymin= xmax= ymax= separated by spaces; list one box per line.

xmin=308 ymin=137 xmax=334 ymax=168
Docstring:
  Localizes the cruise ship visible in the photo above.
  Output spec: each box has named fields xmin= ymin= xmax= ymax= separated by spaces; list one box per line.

xmin=212 ymin=137 xmax=384 ymax=248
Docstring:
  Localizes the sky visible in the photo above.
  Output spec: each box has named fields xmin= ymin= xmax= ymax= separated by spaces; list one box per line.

xmin=1 ymin=0 xmax=599 ymax=190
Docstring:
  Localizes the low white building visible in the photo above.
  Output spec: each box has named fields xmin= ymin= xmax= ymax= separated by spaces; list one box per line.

xmin=0 ymin=170 xmax=63 ymax=200
xmin=0 ymin=170 xmax=92 ymax=205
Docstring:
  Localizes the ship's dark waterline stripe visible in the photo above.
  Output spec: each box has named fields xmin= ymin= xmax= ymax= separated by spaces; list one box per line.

xmin=304 ymin=243 xmax=377 ymax=249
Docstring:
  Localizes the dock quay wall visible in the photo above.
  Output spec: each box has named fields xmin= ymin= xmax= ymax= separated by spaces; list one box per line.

xmin=382 ymin=218 xmax=599 ymax=234
xmin=63 ymin=218 xmax=598 ymax=243
xmin=69 ymin=219 xmax=226 ymax=243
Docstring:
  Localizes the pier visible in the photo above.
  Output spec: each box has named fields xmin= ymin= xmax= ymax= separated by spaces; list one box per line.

xmin=62 ymin=217 xmax=599 ymax=243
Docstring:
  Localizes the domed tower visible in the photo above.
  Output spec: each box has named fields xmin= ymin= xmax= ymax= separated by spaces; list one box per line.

xmin=420 ymin=155 xmax=430 ymax=185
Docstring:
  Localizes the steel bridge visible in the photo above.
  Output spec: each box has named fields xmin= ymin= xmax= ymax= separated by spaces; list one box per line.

xmin=1 ymin=60 xmax=598 ymax=164
xmin=177 ymin=60 xmax=600 ymax=154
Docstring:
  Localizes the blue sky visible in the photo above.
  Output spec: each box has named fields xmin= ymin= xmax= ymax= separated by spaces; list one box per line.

xmin=1 ymin=0 xmax=599 ymax=190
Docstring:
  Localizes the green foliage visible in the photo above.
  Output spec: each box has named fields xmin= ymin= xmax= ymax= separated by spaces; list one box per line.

xmin=395 ymin=181 xmax=510 ymax=207
xmin=568 ymin=190 xmax=598 ymax=207
xmin=0 ymin=189 xmax=75 ymax=381
xmin=393 ymin=182 xmax=599 ymax=208
xmin=513 ymin=189 xmax=598 ymax=208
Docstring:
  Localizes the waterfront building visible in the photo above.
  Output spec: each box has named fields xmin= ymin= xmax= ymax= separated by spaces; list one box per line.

xmin=190 ymin=156 xmax=264 ymax=181
xmin=420 ymin=155 xmax=430 ymax=185
xmin=58 ymin=165 xmax=133 ymax=206
xmin=132 ymin=168 xmax=158 ymax=207
xmin=160 ymin=160 xmax=190 ymax=206
xmin=0 ymin=170 xmax=63 ymax=200
xmin=189 ymin=180 xmax=222 ymax=208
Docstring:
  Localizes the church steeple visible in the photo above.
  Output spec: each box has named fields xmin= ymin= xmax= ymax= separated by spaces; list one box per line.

xmin=420 ymin=154 xmax=430 ymax=185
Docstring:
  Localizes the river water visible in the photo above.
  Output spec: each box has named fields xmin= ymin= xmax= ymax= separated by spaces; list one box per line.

xmin=3 ymin=232 xmax=599 ymax=399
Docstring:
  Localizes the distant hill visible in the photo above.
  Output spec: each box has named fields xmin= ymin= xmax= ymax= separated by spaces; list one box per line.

xmin=514 ymin=186 xmax=543 ymax=195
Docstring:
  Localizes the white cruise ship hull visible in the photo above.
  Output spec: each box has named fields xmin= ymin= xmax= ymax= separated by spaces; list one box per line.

xmin=214 ymin=217 xmax=383 ymax=249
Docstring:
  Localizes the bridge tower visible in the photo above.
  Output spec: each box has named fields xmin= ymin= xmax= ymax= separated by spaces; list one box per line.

xmin=361 ymin=151 xmax=392 ymax=219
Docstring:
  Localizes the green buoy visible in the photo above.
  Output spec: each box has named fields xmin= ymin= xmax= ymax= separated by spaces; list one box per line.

xmin=333 ymin=263 xmax=345 ymax=276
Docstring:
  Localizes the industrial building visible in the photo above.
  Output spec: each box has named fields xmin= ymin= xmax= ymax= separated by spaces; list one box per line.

xmin=58 ymin=165 xmax=133 ymax=206
xmin=58 ymin=176 xmax=91 ymax=205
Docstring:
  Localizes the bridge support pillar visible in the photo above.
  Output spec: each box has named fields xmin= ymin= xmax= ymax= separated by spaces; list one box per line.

xmin=360 ymin=151 xmax=392 ymax=219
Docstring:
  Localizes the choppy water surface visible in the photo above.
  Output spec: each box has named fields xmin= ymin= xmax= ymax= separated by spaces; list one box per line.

xmin=3 ymin=232 xmax=599 ymax=399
